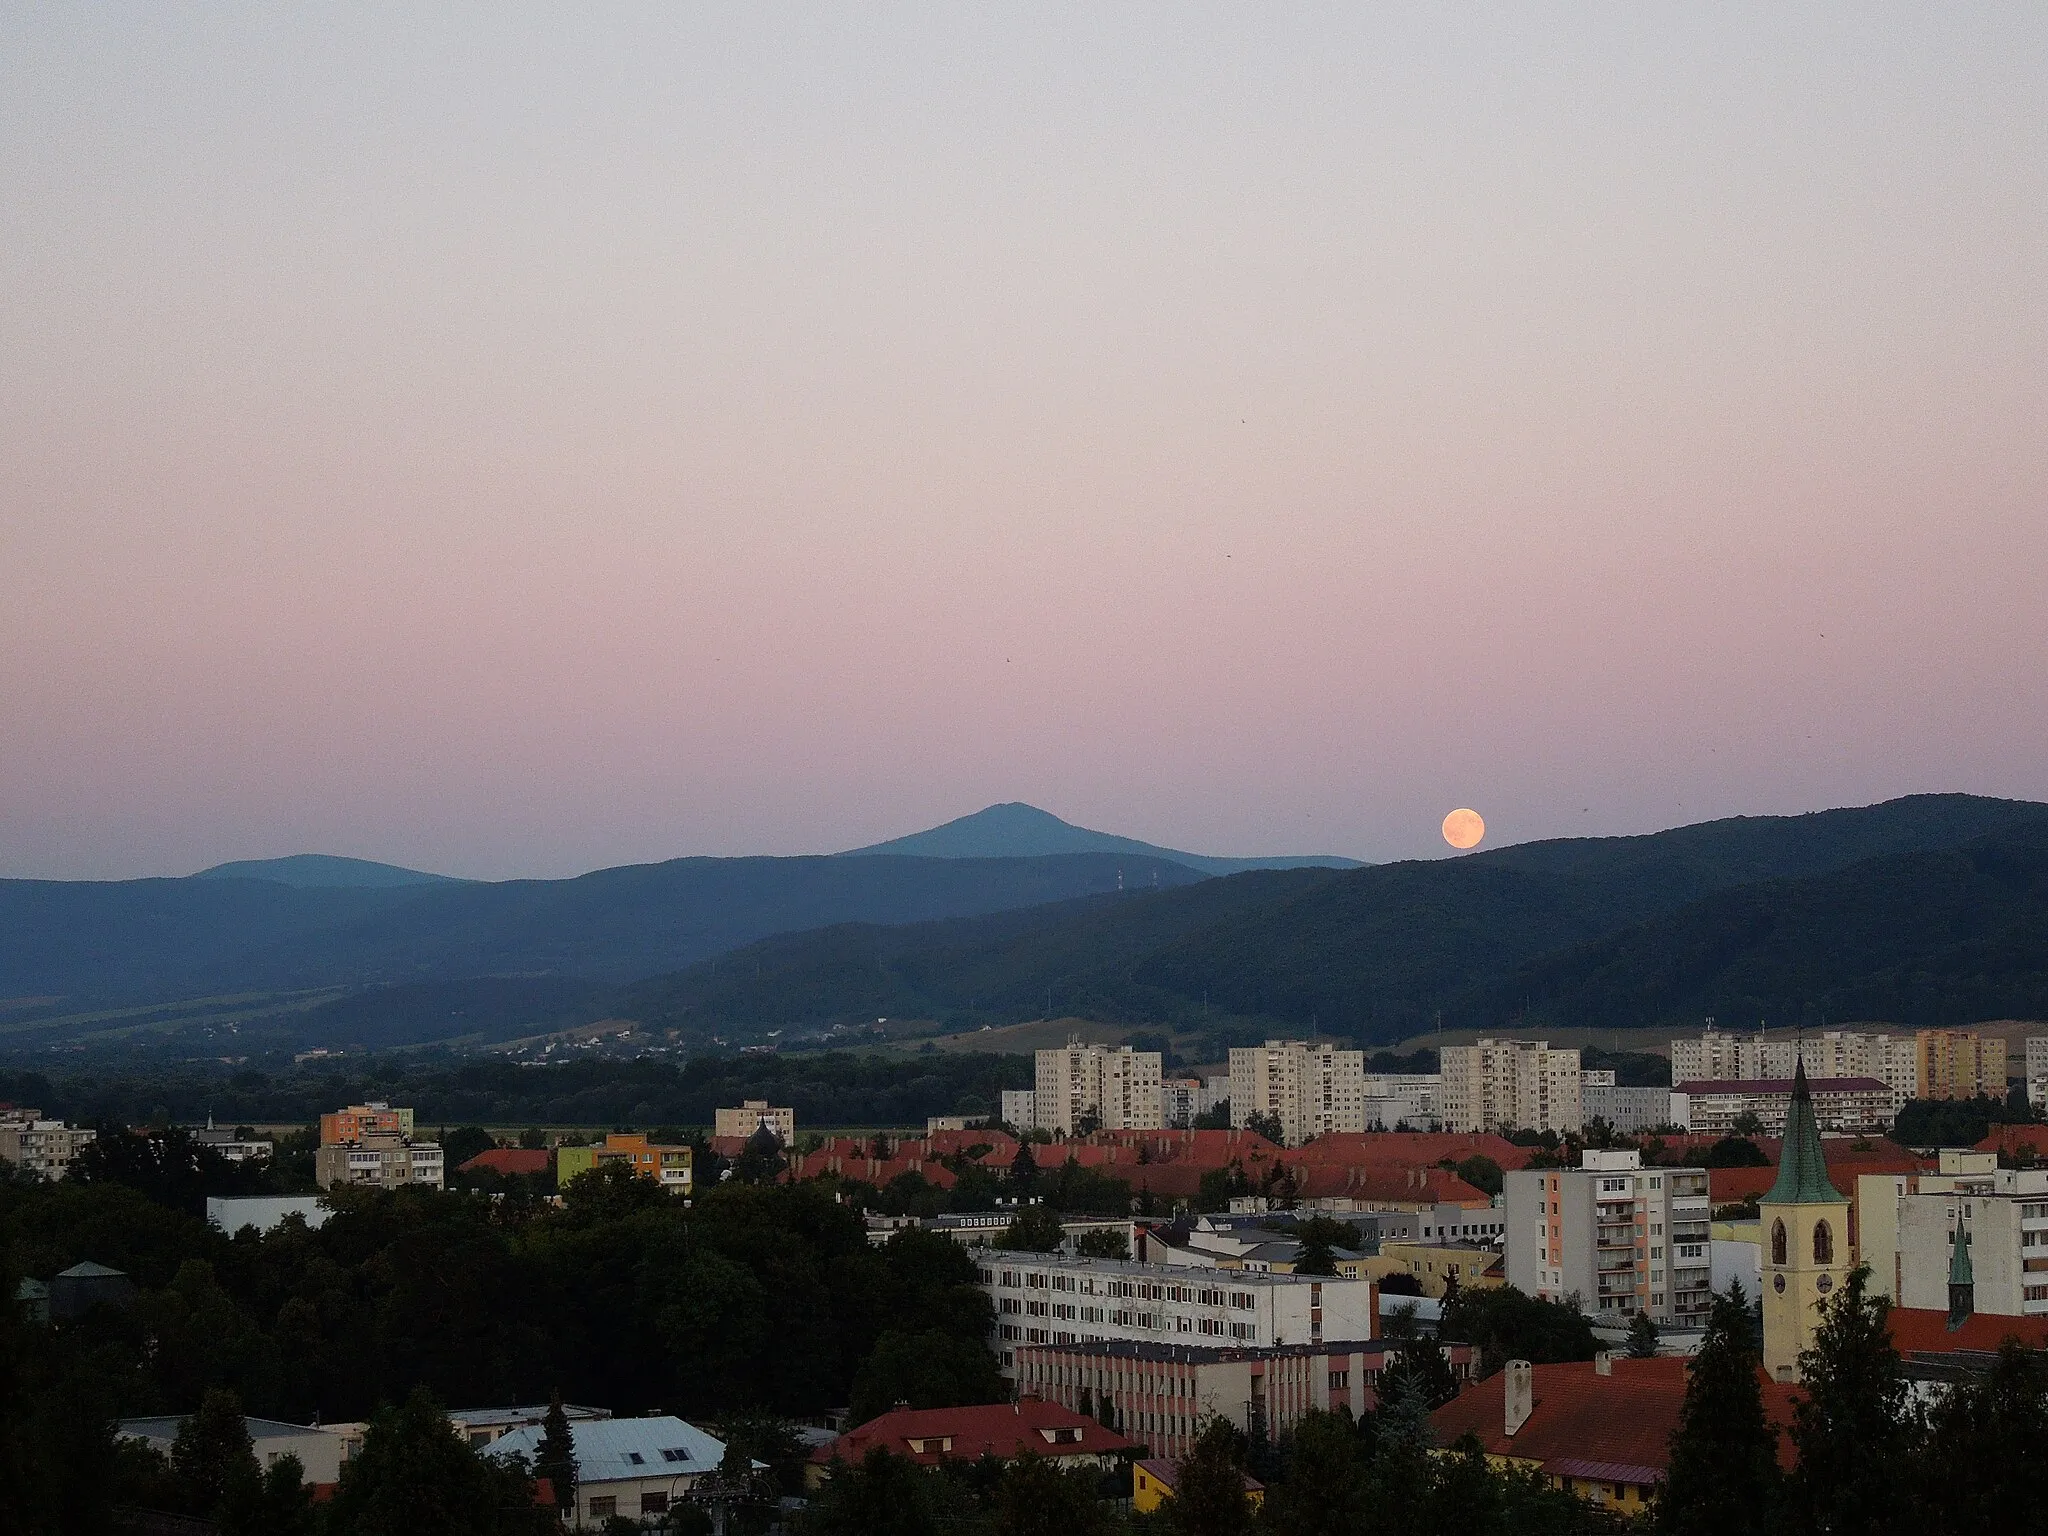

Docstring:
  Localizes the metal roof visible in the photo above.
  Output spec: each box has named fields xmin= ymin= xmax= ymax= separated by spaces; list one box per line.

xmin=1762 ymin=1062 xmax=1847 ymax=1206
xmin=486 ymin=1415 xmax=748 ymax=1485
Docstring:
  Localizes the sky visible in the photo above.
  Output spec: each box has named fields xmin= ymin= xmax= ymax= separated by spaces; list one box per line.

xmin=3 ymin=5 xmax=2045 ymax=881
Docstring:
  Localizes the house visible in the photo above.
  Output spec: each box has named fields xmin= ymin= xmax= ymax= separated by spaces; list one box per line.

xmin=458 ymin=1147 xmax=553 ymax=1178
xmin=448 ymin=1403 xmax=610 ymax=1448
xmin=1373 ymin=1241 xmax=1504 ymax=1299
xmin=808 ymin=1399 xmax=1132 ymax=1486
xmin=119 ymin=1415 xmax=348 ymax=1486
xmin=487 ymin=1414 xmax=738 ymax=1529
xmin=49 ymin=1261 xmax=135 ymax=1319
xmin=1131 ymin=1458 xmax=1263 ymax=1515
xmin=555 ymin=1134 xmax=691 ymax=1192
xmin=1428 ymin=1354 xmax=1800 ymax=1515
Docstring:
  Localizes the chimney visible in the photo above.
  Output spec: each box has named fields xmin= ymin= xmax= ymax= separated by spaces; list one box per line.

xmin=1594 ymin=1351 xmax=1613 ymax=1377
xmin=1503 ymin=1360 xmax=1533 ymax=1437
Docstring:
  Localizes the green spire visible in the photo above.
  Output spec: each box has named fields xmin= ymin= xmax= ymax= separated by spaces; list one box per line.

xmin=1762 ymin=1058 xmax=1845 ymax=1205
xmin=1948 ymin=1223 xmax=1973 ymax=1288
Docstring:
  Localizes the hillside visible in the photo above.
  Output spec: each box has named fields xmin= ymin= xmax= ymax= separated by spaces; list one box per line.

xmin=0 ymin=852 xmax=1205 ymax=1008
xmin=626 ymin=794 xmax=2048 ymax=1043
xmin=191 ymin=854 xmax=463 ymax=887
xmin=840 ymin=801 xmax=1363 ymax=874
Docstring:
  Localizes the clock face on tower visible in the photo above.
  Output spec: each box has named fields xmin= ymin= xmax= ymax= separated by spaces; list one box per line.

xmin=1816 ymin=1274 xmax=1834 ymax=1294
xmin=1773 ymin=1274 xmax=1788 ymax=1294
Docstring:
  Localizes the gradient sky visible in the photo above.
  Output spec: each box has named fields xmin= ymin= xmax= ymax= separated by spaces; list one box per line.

xmin=4 ymin=5 xmax=2045 ymax=880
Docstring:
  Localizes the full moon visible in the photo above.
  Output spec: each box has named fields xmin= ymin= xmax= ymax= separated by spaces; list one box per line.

xmin=1442 ymin=808 xmax=1486 ymax=850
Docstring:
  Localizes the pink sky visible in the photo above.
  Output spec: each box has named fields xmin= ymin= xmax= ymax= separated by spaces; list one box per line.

xmin=3 ymin=7 xmax=2045 ymax=879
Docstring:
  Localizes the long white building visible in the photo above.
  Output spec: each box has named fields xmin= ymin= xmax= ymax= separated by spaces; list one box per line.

xmin=1229 ymin=1040 xmax=1367 ymax=1146
xmin=1438 ymin=1039 xmax=1582 ymax=1135
xmin=977 ymin=1252 xmax=1375 ymax=1377
xmin=1671 ymin=1028 xmax=1918 ymax=1113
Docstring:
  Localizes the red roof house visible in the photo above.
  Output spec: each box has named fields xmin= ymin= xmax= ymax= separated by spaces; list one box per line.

xmin=458 ymin=1148 xmax=552 ymax=1177
xmin=809 ymin=1399 xmax=1133 ymax=1482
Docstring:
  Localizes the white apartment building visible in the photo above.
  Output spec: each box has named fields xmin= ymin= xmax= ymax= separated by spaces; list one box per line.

xmin=714 ymin=1101 xmax=795 ymax=1142
xmin=1001 ymin=1090 xmax=1038 ymax=1130
xmin=977 ymin=1253 xmax=1375 ymax=1376
xmin=1033 ymin=1043 xmax=1163 ymax=1135
xmin=1668 ymin=1077 xmax=1892 ymax=1136
xmin=1360 ymin=1074 xmax=1442 ymax=1131
xmin=1228 ymin=1040 xmax=1367 ymax=1146
xmin=2030 ymin=1038 xmax=2048 ymax=1115
xmin=1439 ymin=1040 xmax=1582 ymax=1135
xmin=1858 ymin=1151 xmax=2048 ymax=1316
xmin=313 ymin=1133 xmax=444 ymax=1191
xmin=0 ymin=1110 xmax=95 ymax=1179
xmin=1671 ymin=1028 xmax=1918 ymax=1113
xmin=1582 ymin=1080 xmax=1673 ymax=1134
xmin=1504 ymin=1149 xmax=1713 ymax=1327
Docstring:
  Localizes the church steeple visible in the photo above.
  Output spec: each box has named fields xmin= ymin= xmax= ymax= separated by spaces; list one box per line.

xmin=1763 ymin=1059 xmax=1843 ymax=1205
xmin=1947 ymin=1220 xmax=1975 ymax=1330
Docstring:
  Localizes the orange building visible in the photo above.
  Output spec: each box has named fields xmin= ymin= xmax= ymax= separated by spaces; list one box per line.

xmin=1915 ymin=1030 xmax=2008 ymax=1101
xmin=319 ymin=1102 xmax=414 ymax=1145
xmin=556 ymin=1133 xmax=692 ymax=1192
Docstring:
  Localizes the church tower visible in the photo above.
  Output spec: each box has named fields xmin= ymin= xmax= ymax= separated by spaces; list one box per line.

xmin=1760 ymin=1059 xmax=1852 ymax=1381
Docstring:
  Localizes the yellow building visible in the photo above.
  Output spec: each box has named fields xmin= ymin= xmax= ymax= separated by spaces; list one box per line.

xmin=1132 ymin=1458 xmax=1263 ymax=1515
xmin=1759 ymin=1062 xmax=1851 ymax=1381
xmin=1914 ymin=1030 xmax=2007 ymax=1101
xmin=1374 ymin=1240 xmax=1505 ymax=1299
xmin=556 ymin=1133 xmax=693 ymax=1193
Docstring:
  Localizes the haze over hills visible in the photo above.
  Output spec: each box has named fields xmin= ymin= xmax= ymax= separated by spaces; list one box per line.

xmin=840 ymin=802 xmax=1364 ymax=875
xmin=192 ymin=854 xmax=465 ymax=888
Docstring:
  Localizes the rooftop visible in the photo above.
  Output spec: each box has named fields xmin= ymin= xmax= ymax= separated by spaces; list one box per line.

xmin=487 ymin=1416 xmax=735 ymax=1484
xmin=814 ymin=1400 xmax=1133 ymax=1468
xmin=982 ymin=1253 xmax=1358 ymax=1287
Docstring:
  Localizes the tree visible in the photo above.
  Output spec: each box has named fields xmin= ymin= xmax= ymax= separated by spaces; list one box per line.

xmin=1730 ymin=1110 xmax=1767 ymax=1137
xmin=1375 ymin=1340 xmax=1460 ymax=1413
xmin=1244 ymin=1111 xmax=1284 ymax=1145
xmin=846 ymin=1330 xmax=1006 ymax=1426
xmin=1448 ymin=1155 xmax=1504 ymax=1197
xmin=798 ymin=1446 xmax=939 ymax=1536
xmin=997 ymin=1205 xmax=1066 ymax=1252
xmin=1295 ymin=1231 xmax=1337 ymax=1276
xmin=1911 ymin=1339 xmax=2048 ymax=1536
xmin=533 ymin=1392 xmax=578 ymax=1516
xmin=170 ymin=1387 xmax=261 ymax=1519
xmin=1440 ymin=1285 xmax=1596 ymax=1374
xmin=1701 ymin=1137 xmax=1770 ymax=1168
xmin=1162 ymin=1416 xmax=1252 ymax=1536
xmin=1783 ymin=1266 xmax=1910 ymax=1536
xmin=325 ymin=1387 xmax=551 ymax=1536
xmin=1074 ymin=1227 xmax=1129 ymax=1260
xmin=1261 ymin=1409 xmax=1363 ymax=1536
xmin=993 ymin=1450 xmax=1107 ymax=1536
xmin=1626 ymin=1311 xmax=1658 ymax=1359
xmin=732 ymin=1125 xmax=787 ymax=1183
xmin=1659 ymin=1281 xmax=1778 ymax=1536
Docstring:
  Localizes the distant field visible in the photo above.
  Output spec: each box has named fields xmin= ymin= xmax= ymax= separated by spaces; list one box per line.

xmin=1390 ymin=1018 xmax=2048 ymax=1059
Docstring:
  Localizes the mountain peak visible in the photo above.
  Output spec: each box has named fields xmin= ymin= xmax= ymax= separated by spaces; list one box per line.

xmin=838 ymin=803 xmax=1365 ymax=875
xmin=190 ymin=853 xmax=464 ymax=889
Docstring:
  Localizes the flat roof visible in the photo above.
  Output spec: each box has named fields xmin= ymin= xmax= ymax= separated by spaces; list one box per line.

xmin=981 ymin=1254 xmax=1362 ymax=1286
xmin=1015 ymin=1337 xmax=1390 ymax=1365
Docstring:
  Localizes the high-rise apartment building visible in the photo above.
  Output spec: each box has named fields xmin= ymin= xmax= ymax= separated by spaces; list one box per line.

xmin=2028 ymin=1038 xmax=2048 ymax=1115
xmin=1034 ymin=1043 xmax=1163 ymax=1135
xmin=713 ymin=1101 xmax=795 ymax=1142
xmin=1858 ymin=1150 xmax=2048 ymax=1317
xmin=319 ymin=1102 xmax=415 ymax=1145
xmin=1228 ymin=1041 xmax=1367 ymax=1146
xmin=1670 ymin=1028 xmax=1917 ymax=1112
xmin=1915 ymin=1030 xmax=2008 ymax=1102
xmin=1505 ymin=1149 xmax=1712 ymax=1327
xmin=1439 ymin=1039 xmax=1582 ymax=1135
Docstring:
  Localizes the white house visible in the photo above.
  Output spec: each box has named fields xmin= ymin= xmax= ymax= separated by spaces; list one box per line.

xmin=487 ymin=1414 xmax=752 ymax=1529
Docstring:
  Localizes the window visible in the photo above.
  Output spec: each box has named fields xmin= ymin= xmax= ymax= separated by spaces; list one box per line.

xmin=660 ymin=1448 xmax=689 ymax=1463
xmin=625 ymin=1452 xmax=644 ymax=1465
xmin=1813 ymin=1220 xmax=1834 ymax=1266
xmin=588 ymin=1498 xmax=616 ymax=1520
xmin=1771 ymin=1219 xmax=1788 ymax=1266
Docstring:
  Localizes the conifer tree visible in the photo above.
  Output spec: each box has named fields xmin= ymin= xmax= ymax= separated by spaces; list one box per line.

xmin=1659 ymin=1282 xmax=1778 ymax=1536
xmin=1626 ymin=1310 xmax=1658 ymax=1358
xmin=1162 ymin=1415 xmax=1252 ymax=1536
xmin=1261 ymin=1409 xmax=1364 ymax=1536
xmin=1911 ymin=1340 xmax=2048 ymax=1536
xmin=534 ymin=1391 xmax=578 ymax=1519
xmin=1783 ymin=1265 xmax=1910 ymax=1536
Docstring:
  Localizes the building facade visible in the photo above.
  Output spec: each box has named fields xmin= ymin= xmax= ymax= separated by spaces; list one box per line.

xmin=1360 ymin=1073 xmax=1442 ymax=1131
xmin=713 ymin=1100 xmax=794 ymax=1141
xmin=1228 ymin=1041 xmax=1367 ymax=1146
xmin=488 ymin=1415 xmax=734 ymax=1529
xmin=556 ymin=1133 xmax=693 ymax=1191
xmin=1857 ymin=1150 xmax=2048 ymax=1317
xmin=1439 ymin=1040 xmax=1583 ymax=1135
xmin=1669 ymin=1076 xmax=1892 ymax=1136
xmin=314 ymin=1133 xmax=444 ymax=1191
xmin=1915 ymin=1030 xmax=2008 ymax=1102
xmin=1505 ymin=1149 xmax=1712 ymax=1327
xmin=1581 ymin=1082 xmax=1671 ymax=1134
xmin=2029 ymin=1037 xmax=2048 ymax=1115
xmin=1001 ymin=1089 xmax=1039 ymax=1131
xmin=1671 ymin=1029 xmax=1918 ymax=1113
xmin=0 ymin=1110 xmax=95 ymax=1179
xmin=976 ymin=1253 xmax=1374 ymax=1376
xmin=319 ymin=1102 xmax=415 ymax=1145
xmin=1033 ymin=1043 xmax=1164 ymax=1135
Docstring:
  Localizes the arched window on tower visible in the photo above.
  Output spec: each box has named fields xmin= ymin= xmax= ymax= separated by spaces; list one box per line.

xmin=1813 ymin=1219 xmax=1834 ymax=1266
xmin=1771 ymin=1219 xmax=1788 ymax=1266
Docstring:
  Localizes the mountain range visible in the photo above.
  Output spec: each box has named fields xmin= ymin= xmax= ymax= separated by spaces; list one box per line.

xmin=4 ymin=794 xmax=2045 ymax=1054
xmin=840 ymin=802 xmax=1362 ymax=875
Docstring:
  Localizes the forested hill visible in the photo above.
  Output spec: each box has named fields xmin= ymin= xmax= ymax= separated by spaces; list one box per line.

xmin=626 ymin=794 xmax=2048 ymax=1043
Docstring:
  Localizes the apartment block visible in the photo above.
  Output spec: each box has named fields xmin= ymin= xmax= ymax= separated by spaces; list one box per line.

xmin=976 ymin=1253 xmax=1374 ymax=1377
xmin=1013 ymin=1338 xmax=1471 ymax=1461
xmin=319 ymin=1102 xmax=415 ymax=1145
xmin=1035 ymin=1043 xmax=1163 ymax=1135
xmin=1001 ymin=1090 xmax=1038 ymax=1131
xmin=1438 ymin=1040 xmax=1582 ymax=1135
xmin=1858 ymin=1150 xmax=2048 ymax=1316
xmin=1668 ymin=1077 xmax=1892 ymax=1136
xmin=1228 ymin=1041 xmax=1366 ymax=1146
xmin=557 ymin=1133 xmax=693 ymax=1192
xmin=0 ymin=1109 xmax=95 ymax=1180
xmin=1670 ymin=1029 xmax=1918 ymax=1112
xmin=1582 ymin=1082 xmax=1671 ymax=1134
xmin=1505 ymin=1149 xmax=1713 ymax=1327
xmin=1360 ymin=1073 xmax=1441 ymax=1131
xmin=2029 ymin=1038 xmax=2048 ymax=1114
xmin=713 ymin=1101 xmax=794 ymax=1142
xmin=1915 ymin=1030 xmax=2008 ymax=1102
xmin=314 ymin=1133 xmax=444 ymax=1191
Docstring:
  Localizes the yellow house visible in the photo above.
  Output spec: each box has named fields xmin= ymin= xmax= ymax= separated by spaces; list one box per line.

xmin=556 ymin=1133 xmax=693 ymax=1192
xmin=1374 ymin=1240 xmax=1504 ymax=1299
xmin=1132 ymin=1458 xmax=1263 ymax=1515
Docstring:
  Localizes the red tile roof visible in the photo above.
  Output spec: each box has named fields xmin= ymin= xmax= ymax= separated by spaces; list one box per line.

xmin=1974 ymin=1126 xmax=2048 ymax=1161
xmin=1884 ymin=1307 xmax=2048 ymax=1356
xmin=1428 ymin=1357 xmax=1800 ymax=1480
xmin=1292 ymin=1133 xmax=1536 ymax=1171
xmin=813 ymin=1399 xmax=1134 ymax=1468
xmin=459 ymin=1148 xmax=551 ymax=1176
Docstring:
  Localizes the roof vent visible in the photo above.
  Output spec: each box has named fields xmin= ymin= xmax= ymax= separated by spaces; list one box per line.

xmin=1503 ymin=1359 xmax=1534 ymax=1437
